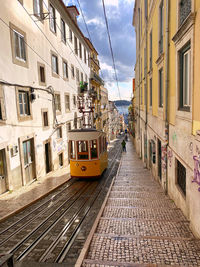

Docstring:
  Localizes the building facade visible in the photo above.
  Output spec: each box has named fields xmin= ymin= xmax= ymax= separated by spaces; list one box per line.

xmin=0 ymin=0 xmax=91 ymax=194
xmin=133 ymin=0 xmax=200 ymax=237
xmin=108 ymin=101 xmax=121 ymax=142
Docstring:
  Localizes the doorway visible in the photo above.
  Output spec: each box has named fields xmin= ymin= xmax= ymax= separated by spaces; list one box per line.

xmin=0 ymin=149 xmax=7 ymax=194
xmin=45 ymin=142 xmax=52 ymax=174
xmin=158 ymin=139 xmax=162 ymax=180
xmin=23 ymin=138 xmax=36 ymax=184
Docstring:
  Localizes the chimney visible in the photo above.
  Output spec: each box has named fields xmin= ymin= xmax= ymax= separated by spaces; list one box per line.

xmin=67 ymin=5 xmax=79 ymax=24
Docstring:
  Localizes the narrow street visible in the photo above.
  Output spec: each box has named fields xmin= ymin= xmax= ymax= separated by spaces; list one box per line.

xmin=79 ymin=138 xmax=200 ymax=267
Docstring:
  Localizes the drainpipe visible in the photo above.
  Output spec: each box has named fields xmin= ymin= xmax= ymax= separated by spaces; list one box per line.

xmin=145 ymin=1 xmax=148 ymax=167
xmin=165 ymin=0 xmax=169 ymax=194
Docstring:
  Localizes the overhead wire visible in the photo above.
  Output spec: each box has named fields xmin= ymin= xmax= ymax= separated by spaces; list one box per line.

xmin=101 ymin=0 xmax=121 ymax=100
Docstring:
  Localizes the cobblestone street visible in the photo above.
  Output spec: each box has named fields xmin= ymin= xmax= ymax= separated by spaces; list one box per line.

xmin=79 ymin=139 xmax=200 ymax=267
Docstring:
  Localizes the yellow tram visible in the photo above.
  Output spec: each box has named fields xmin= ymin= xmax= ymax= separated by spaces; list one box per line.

xmin=68 ymin=129 xmax=108 ymax=178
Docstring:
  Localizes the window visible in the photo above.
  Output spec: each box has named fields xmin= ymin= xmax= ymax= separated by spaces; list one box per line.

xmin=37 ymin=62 xmax=46 ymax=85
xmin=0 ymin=86 xmax=6 ymax=121
xmin=42 ymin=109 xmax=49 ymax=128
xmin=179 ymin=0 xmax=191 ymax=26
xmin=57 ymin=126 xmax=62 ymax=139
xmin=33 ymin=0 xmax=43 ymax=19
xmin=51 ymin=53 xmax=59 ymax=76
xmin=73 ymin=95 xmax=76 ymax=107
xmin=10 ymin=23 xmax=28 ymax=67
xmin=63 ymin=60 xmax=68 ymax=79
xmin=59 ymin=153 xmax=63 ymax=167
xmin=69 ymin=29 xmax=73 ymax=42
xmin=76 ymin=68 xmax=80 ymax=83
xmin=79 ymin=42 xmax=82 ymax=59
xmin=159 ymin=0 xmax=163 ymax=55
xmin=176 ymin=159 xmax=186 ymax=196
xmin=85 ymin=74 xmax=88 ymax=83
xmin=55 ymin=93 xmax=61 ymax=113
xmin=179 ymin=43 xmax=191 ymax=110
xmin=16 ymin=88 xmax=32 ymax=121
xmin=65 ymin=94 xmax=70 ymax=112
xmin=66 ymin=122 xmax=71 ymax=132
xmin=159 ymin=68 xmax=163 ymax=108
xmin=49 ymin=4 xmax=56 ymax=33
xmin=150 ymin=78 xmax=152 ymax=107
xmin=71 ymin=64 xmax=75 ymax=79
xmin=61 ymin=18 xmax=66 ymax=43
xmin=140 ymin=87 xmax=143 ymax=105
xmin=150 ymin=31 xmax=152 ymax=69
xmin=69 ymin=141 xmax=76 ymax=159
xmin=77 ymin=141 xmax=88 ymax=160
xmin=81 ymin=72 xmax=83 ymax=82
xmin=90 ymin=140 xmax=98 ymax=159
xmin=74 ymin=36 xmax=78 ymax=55
xmin=84 ymin=48 xmax=87 ymax=63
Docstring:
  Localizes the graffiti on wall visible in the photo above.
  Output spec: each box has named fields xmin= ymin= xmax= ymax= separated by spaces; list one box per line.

xmin=192 ymin=155 xmax=200 ymax=192
xmin=161 ymin=145 xmax=167 ymax=170
xmin=168 ymin=150 xmax=173 ymax=167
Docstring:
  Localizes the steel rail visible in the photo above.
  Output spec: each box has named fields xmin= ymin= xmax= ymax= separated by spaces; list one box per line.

xmin=57 ymin=146 xmax=122 ymax=263
xmin=0 ymin=178 xmax=74 ymax=236
xmin=0 ymin=180 xmax=82 ymax=246
xmin=16 ymin=182 xmax=98 ymax=261
xmin=7 ymin=182 xmax=90 ymax=255
xmin=37 ymin=145 xmax=122 ymax=263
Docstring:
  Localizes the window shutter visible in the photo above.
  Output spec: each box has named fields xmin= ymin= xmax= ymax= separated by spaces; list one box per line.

xmin=0 ymin=86 xmax=6 ymax=120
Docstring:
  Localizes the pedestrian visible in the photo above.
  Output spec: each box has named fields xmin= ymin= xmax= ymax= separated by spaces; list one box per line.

xmin=125 ymin=134 xmax=128 ymax=141
xmin=121 ymin=139 xmax=126 ymax=152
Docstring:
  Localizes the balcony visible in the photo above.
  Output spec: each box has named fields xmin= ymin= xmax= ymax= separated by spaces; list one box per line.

xmin=90 ymin=71 xmax=104 ymax=86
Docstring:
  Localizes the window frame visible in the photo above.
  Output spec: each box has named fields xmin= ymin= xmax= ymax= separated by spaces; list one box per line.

xmin=158 ymin=0 xmax=164 ymax=55
xmin=16 ymin=87 xmax=32 ymax=121
xmin=149 ymin=77 xmax=152 ymax=107
xmin=61 ymin=18 xmax=66 ymax=43
xmin=90 ymin=139 xmax=98 ymax=159
xmin=79 ymin=42 xmax=82 ymax=59
xmin=33 ymin=0 xmax=43 ymax=20
xmin=76 ymin=68 xmax=80 ymax=84
xmin=176 ymin=158 xmax=186 ymax=197
xmin=37 ymin=62 xmax=46 ymax=86
xmin=74 ymin=36 xmax=78 ymax=55
xmin=51 ymin=51 xmax=59 ymax=77
xmin=57 ymin=126 xmax=62 ymax=139
xmin=62 ymin=59 xmax=68 ymax=80
xmin=69 ymin=28 xmax=73 ymax=43
xmin=77 ymin=140 xmax=89 ymax=160
xmin=41 ymin=108 xmax=49 ymax=129
xmin=10 ymin=22 xmax=28 ymax=68
xmin=71 ymin=64 xmax=75 ymax=79
xmin=49 ymin=3 xmax=56 ymax=34
xmin=179 ymin=42 xmax=191 ymax=111
xmin=54 ymin=92 xmax=61 ymax=114
xmin=0 ymin=85 xmax=6 ymax=122
xmin=158 ymin=67 xmax=163 ymax=108
xmin=65 ymin=93 xmax=70 ymax=112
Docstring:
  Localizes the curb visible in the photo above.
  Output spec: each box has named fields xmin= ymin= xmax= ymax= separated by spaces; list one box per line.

xmin=75 ymin=154 xmax=123 ymax=267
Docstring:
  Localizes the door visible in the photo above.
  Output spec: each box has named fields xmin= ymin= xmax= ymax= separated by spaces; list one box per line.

xmin=158 ymin=139 xmax=162 ymax=180
xmin=0 ymin=149 xmax=7 ymax=194
xmin=23 ymin=139 xmax=35 ymax=184
xmin=45 ymin=142 xmax=52 ymax=174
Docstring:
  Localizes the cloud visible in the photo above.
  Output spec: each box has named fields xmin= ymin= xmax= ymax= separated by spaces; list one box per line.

xmin=64 ymin=0 xmax=136 ymax=100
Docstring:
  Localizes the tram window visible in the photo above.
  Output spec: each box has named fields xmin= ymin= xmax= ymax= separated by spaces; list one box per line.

xmin=90 ymin=140 xmax=98 ymax=159
xmin=69 ymin=141 xmax=76 ymax=159
xmin=77 ymin=141 xmax=89 ymax=159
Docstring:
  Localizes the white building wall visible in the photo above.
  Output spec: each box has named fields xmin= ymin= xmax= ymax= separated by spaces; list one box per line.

xmin=0 ymin=0 xmax=90 ymax=192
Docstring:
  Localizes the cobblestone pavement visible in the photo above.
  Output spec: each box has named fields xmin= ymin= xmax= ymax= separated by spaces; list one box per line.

xmin=81 ymin=139 xmax=200 ymax=267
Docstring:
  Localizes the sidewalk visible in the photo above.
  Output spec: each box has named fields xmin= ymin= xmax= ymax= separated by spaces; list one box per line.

xmin=0 ymin=165 xmax=71 ymax=222
xmin=76 ymin=138 xmax=200 ymax=267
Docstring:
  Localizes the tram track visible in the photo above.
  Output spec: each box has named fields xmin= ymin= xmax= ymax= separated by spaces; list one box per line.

xmin=0 ymin=138 xmax=122 ymax=265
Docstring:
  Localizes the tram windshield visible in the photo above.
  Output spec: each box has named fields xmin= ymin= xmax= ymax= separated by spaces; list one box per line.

xmin=90 ymin=140 xmax=98 ymax=159
xmin=77 ymin=141 xmax=89 ymax=160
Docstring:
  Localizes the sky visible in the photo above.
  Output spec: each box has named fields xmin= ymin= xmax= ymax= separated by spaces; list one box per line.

xmin=64 ymin=0 xmax=136 ymax=101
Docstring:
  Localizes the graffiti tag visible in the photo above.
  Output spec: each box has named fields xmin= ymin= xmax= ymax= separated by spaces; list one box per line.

xmin=192 ymin=155 xmax=200 ymax=192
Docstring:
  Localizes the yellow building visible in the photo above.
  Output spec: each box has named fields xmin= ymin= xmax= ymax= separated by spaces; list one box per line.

xmin=85 ymin=38 xmax=104 ymax=130
xmin=133 ymin=0 xmax=200 ymax=237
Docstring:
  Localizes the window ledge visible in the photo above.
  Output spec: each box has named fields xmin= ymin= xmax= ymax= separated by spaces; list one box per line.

xmin=172 ymin=12 xmax=195 ymax=45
